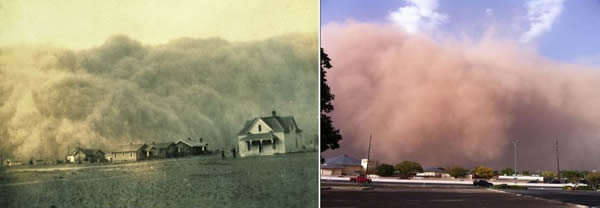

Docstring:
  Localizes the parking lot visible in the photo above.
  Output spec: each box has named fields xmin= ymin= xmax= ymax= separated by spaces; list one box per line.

xmin=502 ymin=189 xmax=600 ymax=207
xmin=321 ymin=183 xmax=579 ymax=208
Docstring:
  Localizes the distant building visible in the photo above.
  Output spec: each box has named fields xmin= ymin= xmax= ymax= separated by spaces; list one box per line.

xmin=321 ymin=155 xmax=363 ymax=176
xmin=361 ymin=159 xmax=378 ymax=172
xmin=66 ymin=148 xmax=106 ymax=163
xmin=416 ymin=167 xmax=446 ymax=178
xmin=2 ymin=159 xmax=22 ymax=167
xmin=175 ymin=138 xmax=208 ymax=157
xmin=145 ymin=142 xmax=177 ymax=158
xmin=237 ymin=111 xmax=304 ymax=157
xmin=106 ymin=143 xmax=148 ymax=162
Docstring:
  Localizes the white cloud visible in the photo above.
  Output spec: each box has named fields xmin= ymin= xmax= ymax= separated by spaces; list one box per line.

xmin=520 ymin=0 xmax=565 ymax=43
xmin=485 ymin=8 xmax=494 ymax=16
xmin=389 ymin=0 xmax=448 ymax=34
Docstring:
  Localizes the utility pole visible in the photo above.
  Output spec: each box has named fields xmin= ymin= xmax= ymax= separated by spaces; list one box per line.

xmin=366 ymin=134 xmax=372 ymax=176
xmin=512 ymin=139 xmax=519 ymax=176
xmin=555 ymin=140 xmax=561 ymax=180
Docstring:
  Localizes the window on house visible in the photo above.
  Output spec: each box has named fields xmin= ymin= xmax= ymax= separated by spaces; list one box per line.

xmin=247 ymin=141 xmax=251 ymax=151
xmin=272 ymin=141 xmax=276 ymax=150
xmin=130 ymin=152 xmax=132 ymax=157
xmin=296 ymin=138 xmax=298 ymax=148
xmin=258 ymin=125 xmax=262 ymax=132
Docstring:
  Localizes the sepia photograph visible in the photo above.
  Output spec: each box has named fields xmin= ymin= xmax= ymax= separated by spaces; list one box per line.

xmin=0 ymin=1 xmax=318 ymax=207
xmin=320 ymin=0 xmax=600 ymax=207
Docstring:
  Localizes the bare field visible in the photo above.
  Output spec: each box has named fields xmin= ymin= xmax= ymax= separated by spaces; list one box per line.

xmin=0 ymin=152 xmax=318 ymax=208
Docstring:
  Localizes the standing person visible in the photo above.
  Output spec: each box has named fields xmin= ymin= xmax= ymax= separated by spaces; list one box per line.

xmin=221 ymin=148 xmax=225 ymax=160
xmin=232 ymin=147 xmax=236 ymax=159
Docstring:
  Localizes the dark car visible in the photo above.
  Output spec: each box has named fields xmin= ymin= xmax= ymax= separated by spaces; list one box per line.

xmin=350 ymin=174 xmax=372 ymax=184
xmin=473 ymin=179 xmax=493 ymax=187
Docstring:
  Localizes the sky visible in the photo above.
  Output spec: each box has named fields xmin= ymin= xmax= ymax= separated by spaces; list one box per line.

xmin=322 ymin=0 xmax=600 ymax=65
xmin=0 ymin=0 xmax=318 ymax=49
xmin=321 ymin=0 xmax=600 ymax=171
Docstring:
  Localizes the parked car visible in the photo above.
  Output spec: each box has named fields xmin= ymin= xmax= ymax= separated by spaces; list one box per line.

xmin=350 ymin=174 xmax=372 ymax=184
xmin=473 ymin=179 xmax=493 ymax=187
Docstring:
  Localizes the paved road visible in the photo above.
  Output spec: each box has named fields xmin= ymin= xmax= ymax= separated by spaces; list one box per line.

xmin=321 ymin=183 xmax=575 ymax=208
xmin=502 ymin=189 xmax=600 ymax=207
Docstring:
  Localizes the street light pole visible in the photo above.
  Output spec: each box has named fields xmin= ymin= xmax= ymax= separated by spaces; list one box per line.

xmin=366 ymin=134 xmax=372 ymax=176
xmin=556 ymin=140 xmax=560 ymax=181
xmin=512 ymin=139 xmax=519 ymax=176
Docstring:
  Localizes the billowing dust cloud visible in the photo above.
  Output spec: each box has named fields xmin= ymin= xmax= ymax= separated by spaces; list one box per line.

xmin=0 ymin=34 xmax=317 ymax=160
xmin=323 ymin=23 xmax=600 ymax=170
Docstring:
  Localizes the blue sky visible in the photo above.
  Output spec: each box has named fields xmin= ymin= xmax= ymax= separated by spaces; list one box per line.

xmin=322 ymin=0 xmax=600 ymax=65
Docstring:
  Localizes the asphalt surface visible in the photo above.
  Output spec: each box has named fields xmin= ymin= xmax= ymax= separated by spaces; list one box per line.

xmin=502 ymin=189 xmax=600 ymax=207
xmin=321 ymin=183 xmax=576 ymax=208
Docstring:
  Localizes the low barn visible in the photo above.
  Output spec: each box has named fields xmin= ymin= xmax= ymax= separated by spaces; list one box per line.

xmin=107 ymin=144 xmax=148 ymax=162
xmin=66 ymin=148 xmax=106 ymax=163
xmin=175 ymin=138 xmax=208 ymax=157
xmin=145 ymin=142 xmax=177 ymax=158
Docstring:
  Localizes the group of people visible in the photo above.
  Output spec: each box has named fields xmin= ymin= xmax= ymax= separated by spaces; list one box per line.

xmin=221 ymin=147 xmax=237 ymax=159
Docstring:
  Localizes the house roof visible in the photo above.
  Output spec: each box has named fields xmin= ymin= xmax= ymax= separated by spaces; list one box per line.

xmin=325 ymin=155 xmax=361 ymax=166
xmin=321 ymin=164 xmax=344 ymax=169
xmin=71 ymin=148 xmax=103 ymax=156
xmin=237 ymin=114 xmax=302 ymax=136
xmin=176 ymin=139 xmax=207 ymax=147
xmin=145 ymin=142 xmax=175 ymax=151
xmin=239 ymin=132 xmax=280 ymax=141
xmin=423 ymin=167 xmax=445 ymax=173
xmin=109 ymin=144 xmax=147 ymax=153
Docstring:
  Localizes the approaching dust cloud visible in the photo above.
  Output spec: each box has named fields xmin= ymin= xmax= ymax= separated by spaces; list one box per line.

xmin=0 ymin=34 xmax=317 ymax=160
xmin=323 ymin=23 xmax=600 ymax=170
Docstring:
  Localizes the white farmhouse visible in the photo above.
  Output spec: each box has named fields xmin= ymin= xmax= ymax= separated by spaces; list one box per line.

xmin=237 ymin=111 xmax=303 ymax=157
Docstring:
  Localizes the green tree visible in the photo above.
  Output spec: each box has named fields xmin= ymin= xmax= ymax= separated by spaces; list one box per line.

xmin=473 ymin=166 xmax=494 ymax=179
xmin=586 ymin=172 xmax=600 ymax=190
xmin=541 ymin=171 xmax=555 ymax=179
xmin=521 ymin=171 xmax=530 ymax=176
xmin=320 ymin=48 xmax=342 ymax=163
xmin=561 ymin=170 xmax=583 ymax=183
xmin=446 ymin=166 xmax=469 ymax=179
xmin=376 ymin=164 xmax=395 ymax=177
xmin=395 ymin=161 xmax=423 ymax=178
xmin=500 ymin=168 xmax=514 ymax=176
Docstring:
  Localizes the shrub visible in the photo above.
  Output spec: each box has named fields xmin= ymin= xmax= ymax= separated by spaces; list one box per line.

xmin=375 ymin=164 xmax=395 ymax=177
xmin=395 ymin=161 xmax=423 ymax=178
xmin=473 ymin=166 xmax=494 ymax=179
xmin=585 ymin=172 xmax=600 ymax=190
xmin=447 ymin=166 xmax=469 ymax=179
xmin=500 ymin=168 xmax=514 ymax=176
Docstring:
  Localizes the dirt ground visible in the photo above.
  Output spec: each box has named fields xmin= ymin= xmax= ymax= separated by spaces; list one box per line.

xmin=0 ymin=152 xmax=318 ymax=208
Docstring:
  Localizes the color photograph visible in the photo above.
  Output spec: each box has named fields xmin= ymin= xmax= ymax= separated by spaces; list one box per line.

xmin=0 ymin=1 xmax=318 ymax=207
xmin=320 ymin=0 xmax=600 ymax=207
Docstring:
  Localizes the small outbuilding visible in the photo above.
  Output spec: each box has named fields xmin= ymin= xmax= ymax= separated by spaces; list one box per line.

xmin=175 ymin=138 xmax=208 ymax=157
xmin=66 ymin=148 xmax=106 ymax=163
xmin=106 ymin=143 xmax=148 ymax=162
xmin=145 ymin=142 xmax=177 ymax=158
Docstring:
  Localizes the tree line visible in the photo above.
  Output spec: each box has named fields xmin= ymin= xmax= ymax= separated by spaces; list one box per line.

xmin=372 ymin=161 xmax=600 ymax=190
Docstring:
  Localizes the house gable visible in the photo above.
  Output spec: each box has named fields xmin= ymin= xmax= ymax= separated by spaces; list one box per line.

xmin=248 ymin=119 xmax=274 ymax=134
